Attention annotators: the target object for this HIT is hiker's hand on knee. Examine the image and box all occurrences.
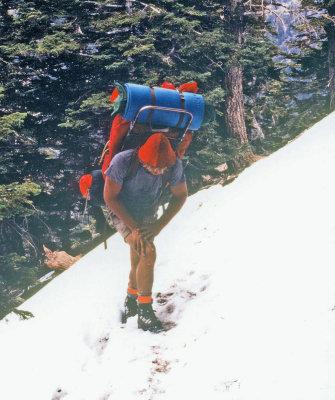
[138,222,161,241]
[128,229,153,257]
[130,229,143,255]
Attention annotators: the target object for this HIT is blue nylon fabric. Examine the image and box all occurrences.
[122,83,205,130]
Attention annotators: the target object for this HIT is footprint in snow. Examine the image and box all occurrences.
[138,346,172,398]
[51,388,68,400]
[95,335,109,356]
[155,283,208,328]
[214,379,241,392]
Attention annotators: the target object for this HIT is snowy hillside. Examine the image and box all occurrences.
[1,113,335,400]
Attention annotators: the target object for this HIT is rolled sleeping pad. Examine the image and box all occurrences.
[122,83,205,130]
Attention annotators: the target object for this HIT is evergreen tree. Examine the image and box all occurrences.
[300,0,335,110]
[0,0,332,318]
[0,181,41,319]
[266,0,335,142]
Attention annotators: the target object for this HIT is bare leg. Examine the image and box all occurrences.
[136,245,156,295]
[126,234,156,294]
[129,246,140,289]
[125,235,161,331]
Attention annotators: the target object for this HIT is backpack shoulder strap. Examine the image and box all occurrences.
[158,167,172,201]
[124,148,140,182]
[162,167,172,190]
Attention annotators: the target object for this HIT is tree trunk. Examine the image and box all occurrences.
[250,109,265,141]
[224,66,248,144]
[326,24,335,111]
[223,0,249,145]
[223,0,254,173]
[224,64,255,172]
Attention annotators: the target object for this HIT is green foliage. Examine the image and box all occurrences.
[59,93,114,130]
[0,293,22,321]
[0,86,4,102]
[12,309,35,320]
[0,253,38,289]
[197,135,250,166]
[0,113,28,140]
[0,253,38,320]
[36,32,83,56]
[0,182,41,221]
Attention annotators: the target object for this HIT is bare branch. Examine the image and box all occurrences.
[270,2,335,24]
[137,1,162,13]
[266,8,286,29]
[8,220,38,257]
[250,2,321,38]
[303,8,335,24]
[204,55,225,72]
[262,0,265,18]
[0,57,9,65]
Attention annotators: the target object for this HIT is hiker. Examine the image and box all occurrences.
[103,133,188,332]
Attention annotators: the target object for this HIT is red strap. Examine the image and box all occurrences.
[138,295,152,304]
[127,286,138,295]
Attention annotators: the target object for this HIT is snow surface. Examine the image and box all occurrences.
[1,113,335,400]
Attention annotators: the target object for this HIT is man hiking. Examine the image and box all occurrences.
[103,133,188,332]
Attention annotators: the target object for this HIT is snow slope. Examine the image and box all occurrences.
[1,113,335,400]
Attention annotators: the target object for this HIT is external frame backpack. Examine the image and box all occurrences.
[78,81,208,206]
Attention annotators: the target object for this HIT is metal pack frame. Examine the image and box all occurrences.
[122,105,194,150]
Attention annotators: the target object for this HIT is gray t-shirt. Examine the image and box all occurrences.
[105,149,186,221]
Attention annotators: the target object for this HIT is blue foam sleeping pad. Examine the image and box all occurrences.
[121,83,205,130]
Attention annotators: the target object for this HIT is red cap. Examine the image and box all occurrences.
[138,133,176,168]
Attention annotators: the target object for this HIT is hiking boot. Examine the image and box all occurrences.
[121,294,138,323]
[138,303,164,333]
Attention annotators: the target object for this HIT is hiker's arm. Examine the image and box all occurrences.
[139,182,188,240]
[103,176,139,231]
[159,182,188,229]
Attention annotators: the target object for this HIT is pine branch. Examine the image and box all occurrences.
[12,308,34,320]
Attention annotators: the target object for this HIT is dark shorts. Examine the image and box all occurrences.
[107,211,157,241]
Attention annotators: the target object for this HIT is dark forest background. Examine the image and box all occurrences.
[1,0,334,319]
